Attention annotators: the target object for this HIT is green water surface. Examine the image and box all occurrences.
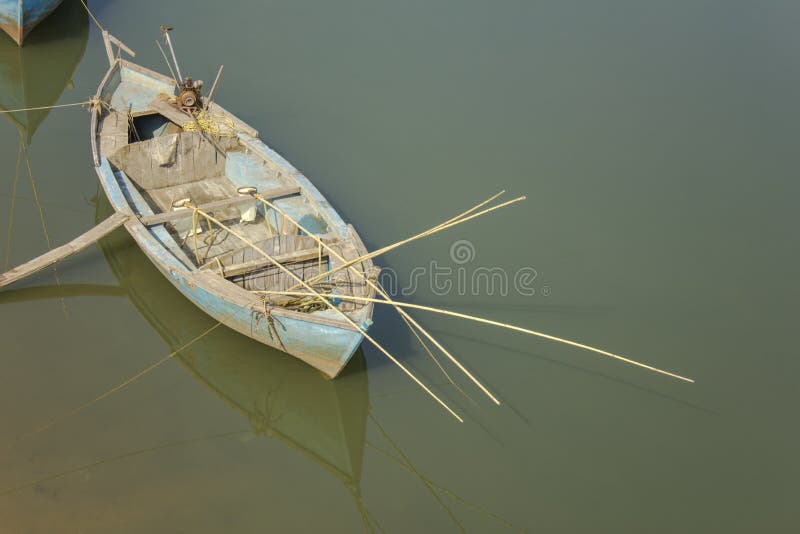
[0,1,798,532]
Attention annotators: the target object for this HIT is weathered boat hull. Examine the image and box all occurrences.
[0,0,64,45]
[97,159,369,378]
[92,57,375,378]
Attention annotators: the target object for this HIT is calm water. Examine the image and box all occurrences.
[0,1,798,532]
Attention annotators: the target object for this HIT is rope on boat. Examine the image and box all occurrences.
[79,0,105,32]
[0,100,99,114]
[182,110,238,137]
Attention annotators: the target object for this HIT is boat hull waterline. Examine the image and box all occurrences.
[91,47,376,378]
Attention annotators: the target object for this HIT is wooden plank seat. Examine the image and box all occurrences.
[200,244,335,278]
[205,234,361,296]
[202,234,334,272]
[140,185,301,226]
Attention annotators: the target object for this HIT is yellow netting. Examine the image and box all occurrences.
[183,110,238,137]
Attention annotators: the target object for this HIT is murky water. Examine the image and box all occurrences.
[0,1,798,532]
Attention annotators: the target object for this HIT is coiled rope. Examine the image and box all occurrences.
[182,110,238,137]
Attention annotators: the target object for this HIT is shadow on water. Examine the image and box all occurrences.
[93,194,372,497]
[0,0,89,144]
[0,196,525,531]
[431,327,717,416]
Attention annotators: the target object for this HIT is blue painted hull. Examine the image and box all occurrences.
[0,0,64,45]
[91,58,376,378]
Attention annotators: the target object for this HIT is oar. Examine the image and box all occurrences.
[0,213,129,290]
[260,291,695,383]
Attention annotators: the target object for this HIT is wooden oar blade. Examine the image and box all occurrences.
[0,213,129,289]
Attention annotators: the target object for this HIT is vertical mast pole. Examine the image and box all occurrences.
[160,26,184,82]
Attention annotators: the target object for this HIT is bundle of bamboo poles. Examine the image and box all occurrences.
[177,190,693,422]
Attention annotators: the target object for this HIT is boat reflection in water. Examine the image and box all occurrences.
[96,196,370,496]
[0,198,516,531]
[0,0,87,143]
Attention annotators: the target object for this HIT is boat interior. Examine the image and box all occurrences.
[96,64,375,315]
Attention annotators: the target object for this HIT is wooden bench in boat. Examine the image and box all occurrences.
[139,185,301,226]
[200,243,335,278]
[201,234,337,275]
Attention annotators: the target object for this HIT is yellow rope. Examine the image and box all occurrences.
[182,110,237,137]
[192,210,200,263]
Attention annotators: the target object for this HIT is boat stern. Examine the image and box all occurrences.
[269,310,371,379]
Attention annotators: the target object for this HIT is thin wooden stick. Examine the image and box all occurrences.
[317,240,323,276]
[260,291,695,383]
[205,65,224,110]
[433,190,505,230]
[292,195,526,291]
[161,27,183,81]
[184,203,464,422]
[156,41,179,86]
[79,0,104,32]
[255,194,500,404]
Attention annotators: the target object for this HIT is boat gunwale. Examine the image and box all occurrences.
[90,56,374,336]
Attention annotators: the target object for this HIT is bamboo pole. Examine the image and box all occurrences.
[156,41,179,86]
[259,291,695,383]
[290,195,526,291]
[254,194,500,404]
[160,27,183,81]
[205,65,225,110]
[428,190,505,232]
[182,202,464,422]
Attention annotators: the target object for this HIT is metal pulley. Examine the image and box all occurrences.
[177,77,203,112]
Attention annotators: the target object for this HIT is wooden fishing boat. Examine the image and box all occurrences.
[0,0,87,142]
[95,210,368,492]
[0,0,65,45]
[91,33,377,378]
